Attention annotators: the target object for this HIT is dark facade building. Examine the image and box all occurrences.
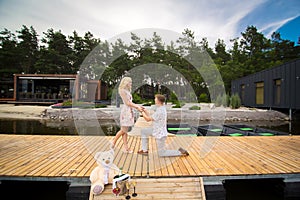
[0,74,108,103]
[231,59,300,110]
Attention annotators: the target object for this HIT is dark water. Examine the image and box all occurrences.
[0,118,299,135]
[0,119,120,136]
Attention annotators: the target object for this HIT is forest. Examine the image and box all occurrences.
[0,25,299,99]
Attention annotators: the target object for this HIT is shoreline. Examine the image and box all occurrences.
[0,104,290,123]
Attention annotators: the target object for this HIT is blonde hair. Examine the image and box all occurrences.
[119,77,132,93]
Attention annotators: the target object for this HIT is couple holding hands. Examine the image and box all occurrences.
[111,77,189,157]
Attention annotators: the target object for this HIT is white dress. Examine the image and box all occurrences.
[119,89,134,127]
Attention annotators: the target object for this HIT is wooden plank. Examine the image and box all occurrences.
[212,139,260,174]
[77,136,111,177]
[2,136,75,176]
[1,135,300,179]
[233,137,300,172]
[149,137,163,176]
[90,177,205,200]
[182,139,211,175]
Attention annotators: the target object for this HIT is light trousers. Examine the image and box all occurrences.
[141,127,182,157]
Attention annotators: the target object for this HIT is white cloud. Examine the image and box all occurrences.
[259,15,299,38]
[0,0,295,48]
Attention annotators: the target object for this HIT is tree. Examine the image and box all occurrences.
[1,25,299,101]
[0,29,20,74]
[35,29,74,74]
[270,31,298,63]
[240,26,272,73]
[214,39,230,66]
[17,25,39,74]
[69,31,100,73]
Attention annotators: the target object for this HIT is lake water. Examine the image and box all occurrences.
[0,118,299,135]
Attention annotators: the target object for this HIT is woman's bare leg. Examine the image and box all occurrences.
[121,127,131,151]
[112,129,125,148]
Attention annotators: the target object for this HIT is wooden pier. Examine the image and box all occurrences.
[1,134,300,179]
[1,121,300,199]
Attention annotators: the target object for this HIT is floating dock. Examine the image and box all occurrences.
[1,134,300,199]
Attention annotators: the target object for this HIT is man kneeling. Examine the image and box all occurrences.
[138,94,189,157]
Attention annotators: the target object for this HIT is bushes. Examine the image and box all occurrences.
[215,94,229,107]
[142,101,154,106]
[95,103,107,108]
[60,100,107,108]
[169,92,178,104]
[230,93,241,109]
[172,102,185,108]
[199,93,209,103]
[214,93,241,109]
[62,100,72,106]
[189,105,201,110]
[132,93,143,104]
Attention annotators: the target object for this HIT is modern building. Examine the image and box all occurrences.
[0,74,107,104]
[231,59,300,111]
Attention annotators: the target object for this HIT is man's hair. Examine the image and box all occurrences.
[155,94,165,103]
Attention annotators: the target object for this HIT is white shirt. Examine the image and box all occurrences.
[152,106,168,139]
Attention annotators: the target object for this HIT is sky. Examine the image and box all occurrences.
[0,0,299,47]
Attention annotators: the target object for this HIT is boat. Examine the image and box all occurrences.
[195,124,250,136]
[195,124,223,136]
[167,123,202,136]
[170,123,288,137]
[222,126,250,136]
[224,124,288,136]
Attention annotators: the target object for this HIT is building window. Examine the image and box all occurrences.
[256,82,264,105]
[274,79,281,105]
[240,84,245,104]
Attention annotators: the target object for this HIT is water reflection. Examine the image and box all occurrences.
[0,119,120,136]
[0,119,299,136]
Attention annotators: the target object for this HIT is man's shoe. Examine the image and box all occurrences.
[178,147,189,156]
[137,150,148,155]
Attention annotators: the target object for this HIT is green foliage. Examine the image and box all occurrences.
[62,100,72,106]
[95,104,107,108]
[215,95,222,107]
[142,101,154,106]
[189,105,201,110]
[61,100,107,108]
[199,93,209,103]
[172,101,185,108]
[226,94,231,107]
[214,94,229,107]
[62,100,88,107]
[1,24,300,103]
[169,92,178,104]
[172,102,182,108]
[132,93,143,104]
[230,93,241,109]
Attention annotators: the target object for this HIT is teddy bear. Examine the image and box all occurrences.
[89,149,119,195]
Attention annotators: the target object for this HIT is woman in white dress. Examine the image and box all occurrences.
[112,77,144,153]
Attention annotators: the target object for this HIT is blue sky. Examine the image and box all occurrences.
[0,0,299,46]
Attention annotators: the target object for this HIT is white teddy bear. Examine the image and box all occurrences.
[89,149,119,195]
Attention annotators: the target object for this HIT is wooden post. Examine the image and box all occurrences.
[75,75,79,101]
[13,74,17,101]
[97,80,101,100]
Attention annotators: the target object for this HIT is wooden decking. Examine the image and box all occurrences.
[0,134,299,179]
[90,177,206,200]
